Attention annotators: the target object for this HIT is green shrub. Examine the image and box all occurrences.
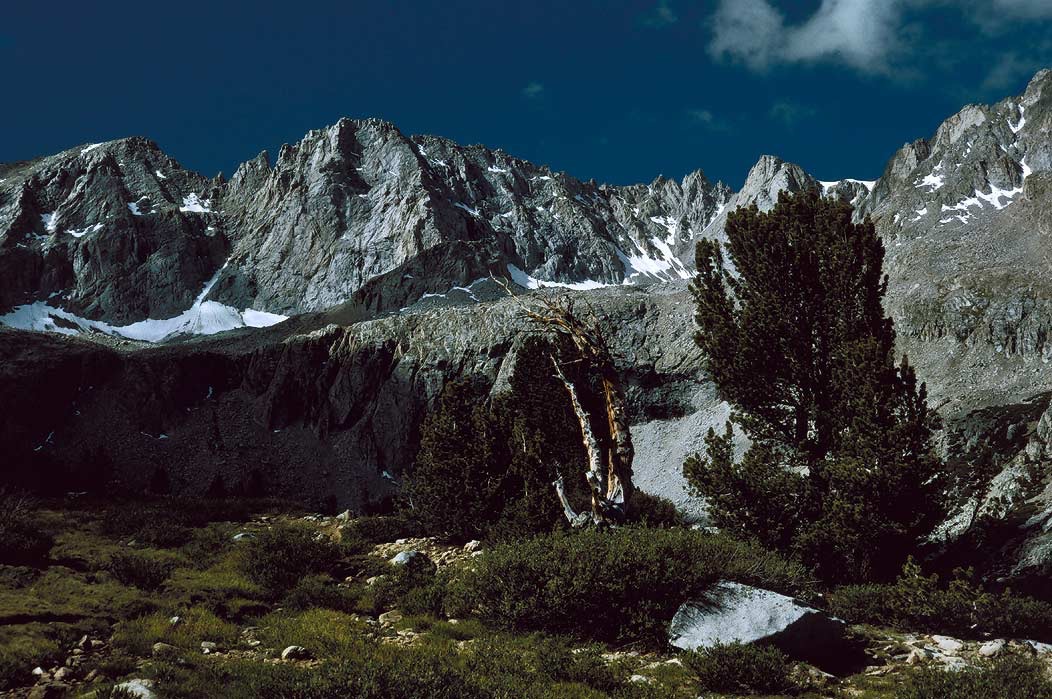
[112,607,239,656]
[283,574,359,612]
[105,550,179,590]
[828,558,1052,641]
[238,523,342,595]
[371,554,445,616]
[899,655,1052,699]
[164,563,264,617]
[92,687,141,699]
[625,492,683,528]
[405,338,596,543]
[179,523,237,569]
[0,494,53,567]
[135,521,193,548]
[683,642,792,695]
[0,628,63,690]
[340,515,420,545]
[446,527,811,645]
[258,608,370,658]
[147,630,677,699]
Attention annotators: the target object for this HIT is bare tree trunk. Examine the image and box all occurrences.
[520,294,634,526]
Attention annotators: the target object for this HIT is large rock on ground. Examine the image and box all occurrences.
[669,582,863,675]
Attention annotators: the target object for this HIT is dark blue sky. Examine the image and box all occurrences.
[3,1,1050,188]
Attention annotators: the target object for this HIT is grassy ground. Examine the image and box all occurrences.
[2,498,1050,698]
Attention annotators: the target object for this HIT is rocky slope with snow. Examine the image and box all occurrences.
[3,69,1052,585]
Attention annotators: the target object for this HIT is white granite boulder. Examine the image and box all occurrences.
[669,582,861,674]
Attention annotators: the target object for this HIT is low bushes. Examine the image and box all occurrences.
[147,631,678,699]
[282,574,360,613]
[164,564,264,618]
[112,607,239,656]
[238,523,343,596]
[445,527,811,645]
[0,493,53,567]
[105,551,179,590]
[828,558,1052,641]
[683,642,792,695]
[625,492,683,528]
[899,655,1052,699]
[258,608,371,658]
[340,515,420,545]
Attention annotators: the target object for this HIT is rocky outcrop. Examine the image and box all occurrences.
[669,582,863,675]
[0,283,710,512]
[0,138,226,323]
[1,119,733,327]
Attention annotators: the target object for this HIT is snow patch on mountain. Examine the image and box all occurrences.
[179,194,212,213]
[41,212,59,233]
[1010,104,1026,134]
[67,223,104,238]
[0,264,286,342]
[506,264,608,291]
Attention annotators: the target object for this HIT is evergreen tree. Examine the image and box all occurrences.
[403,335,593,541]
[685,188,943,582]
[404,378,508,541]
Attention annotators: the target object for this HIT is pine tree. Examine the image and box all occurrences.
[686,188,943,582]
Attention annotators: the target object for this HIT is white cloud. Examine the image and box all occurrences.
[991,0,1052,17]
[521,82,545,99]
[643,0,678,27]
[982,52,1044,90]
[769,101,817,126]
[687,108,714,124]
[685,107,730,131]
[709,0,907,74]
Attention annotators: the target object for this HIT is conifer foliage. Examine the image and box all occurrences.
[685,188,944,582]
[404,336,589,541]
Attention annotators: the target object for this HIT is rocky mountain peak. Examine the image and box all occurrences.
[736,155,815,212]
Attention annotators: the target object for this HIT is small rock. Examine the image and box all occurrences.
[53,667,73,682]
[942,656,969,672]
[32,667,44,676]
[336,510,352,522]
[463,540,482,553]
[201,641,218,654]
[629,674,653,684]
[152,642,179,658]
[113,678,158,698]
[932,635,964,654]
[1028,640,1052,655]
[470,551,483,557]
[77,635,91,651]
[84,669,99,682]
[281,645,311,661]
[979,639,1005,658]
[379,610,404,626]
[72,648,83,656]
[169,615,182,625]
[247,639,262,647]
[232,532,256,542]
[906,648,930,665]
[90,639,105,650]
[366,575,385,586]
[28,683,71,699]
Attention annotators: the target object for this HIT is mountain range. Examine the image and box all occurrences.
[2,69,1052,588]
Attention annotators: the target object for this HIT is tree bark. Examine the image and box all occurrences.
[521,294,634,526]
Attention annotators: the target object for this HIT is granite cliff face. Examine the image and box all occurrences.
[1,118,733,329]
[3,70,1052,583]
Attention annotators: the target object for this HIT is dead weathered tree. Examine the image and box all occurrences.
[521,293,635,527]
